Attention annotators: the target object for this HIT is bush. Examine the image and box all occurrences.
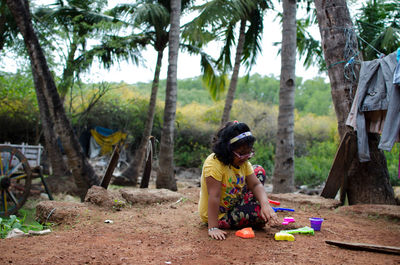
[174,106,216,168]
[251,141,275,177]
[294,140,337,187]
[384,144,400,186]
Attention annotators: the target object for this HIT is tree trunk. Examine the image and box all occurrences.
[272,0,296,193]
[156,0,180,191]
[314,0,395,204]
[220,19,246,125]
[35,85,69,177]
[59,34,78,102]
[7,0,99,201]
[122,50,163,185]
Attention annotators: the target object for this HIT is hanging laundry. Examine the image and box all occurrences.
[379,49,400,152]
[89,127,127,157]
[346,50,399,162]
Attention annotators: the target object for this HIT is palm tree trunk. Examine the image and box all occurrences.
[35,86,69,177]
[122,50,164,185]
[59,34,78,102]
[7,0,99,201]
[156,0,180,191]
[220,19,246,125]
[314,0,395,204]
[272,0,296,193]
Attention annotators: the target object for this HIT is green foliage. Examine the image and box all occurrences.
[251,140,275,177]
[0,214,45,239]
[174,135,211,168]
[294,113,337,156]
[72,83,164,151]
[236,73,280,105]
[294,140,337,187]
[175,103,218,167]
[295,77,332,116]
[355,0,400,60]
[1,70,398,189]
[384,144,400,186]
[0,71,40,144]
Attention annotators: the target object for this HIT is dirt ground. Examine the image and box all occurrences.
[1,177,400,265]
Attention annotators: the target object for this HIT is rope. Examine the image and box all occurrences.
[357,34,385,57]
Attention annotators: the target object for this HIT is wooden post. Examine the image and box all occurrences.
[100,141,122,189]
[321,131,357,202]
[140,136,155,188]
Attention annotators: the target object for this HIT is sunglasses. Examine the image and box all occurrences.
[233,150,255,160]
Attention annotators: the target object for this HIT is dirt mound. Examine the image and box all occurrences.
[84,185,126,209]
[36,186,184,225]
[120,187,183,204]
[338,204,400,220]
[269,193,342,209]
[36,201,87,224]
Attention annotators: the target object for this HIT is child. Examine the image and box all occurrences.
[198,121,278,240]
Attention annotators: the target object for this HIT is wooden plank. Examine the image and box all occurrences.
[140,136,155,189]
[101,143,122,189]
[321,131,357,199]
[326,240,400,255]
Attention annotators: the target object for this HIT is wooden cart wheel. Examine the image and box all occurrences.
[0,145,32,217]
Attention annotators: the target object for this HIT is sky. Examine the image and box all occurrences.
[86,20,324,84]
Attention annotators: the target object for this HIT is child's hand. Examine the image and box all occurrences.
[261,205,279,225]
[208,228,227,240]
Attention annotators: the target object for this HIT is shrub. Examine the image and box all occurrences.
[294,140,337,187]
[384,144,400,186]
[251,141,275,177]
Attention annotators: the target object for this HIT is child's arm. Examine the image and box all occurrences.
[206,176,227,240]
[246,173,279,225]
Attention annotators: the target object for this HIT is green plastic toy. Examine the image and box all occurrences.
[280,226,315,235]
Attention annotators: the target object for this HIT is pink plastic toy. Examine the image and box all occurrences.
[284,217,295,223]
[282,217,295,225]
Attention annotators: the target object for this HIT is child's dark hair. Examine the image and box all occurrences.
[212,121,255,165]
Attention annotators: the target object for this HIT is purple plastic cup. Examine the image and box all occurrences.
[309,217,324,231]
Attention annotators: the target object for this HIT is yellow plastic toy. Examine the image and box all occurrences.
[274,232,295,241]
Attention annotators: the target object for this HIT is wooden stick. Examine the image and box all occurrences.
[325,240,400,255]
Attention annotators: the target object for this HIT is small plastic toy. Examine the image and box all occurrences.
[281,217,295,225]
[272,207,295,212]
[268,199,281,206]
[280,226,314,235]
[309,218,324,231]
[235,227,255,239]
[274,232,295,241]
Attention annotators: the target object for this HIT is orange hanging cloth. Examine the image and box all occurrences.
[235,227,255,239]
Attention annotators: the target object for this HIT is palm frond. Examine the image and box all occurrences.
[75,34,150,71]
[242,8,264,72]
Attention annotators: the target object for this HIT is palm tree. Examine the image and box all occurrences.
[156,0,181,191]
[355,0,400,60]
[0,1,70,178]
[272,0,296,193]
[34,0,145,100]
[6,0,99,201]
[314,0,396,204]
[111,0,193,186]
[289,0,400,72]
[220,0,272,125]
[33,0,148,178]
[0,0,19,51]
[183,0,272,125]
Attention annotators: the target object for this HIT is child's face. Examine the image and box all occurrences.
[232,145,254,166]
